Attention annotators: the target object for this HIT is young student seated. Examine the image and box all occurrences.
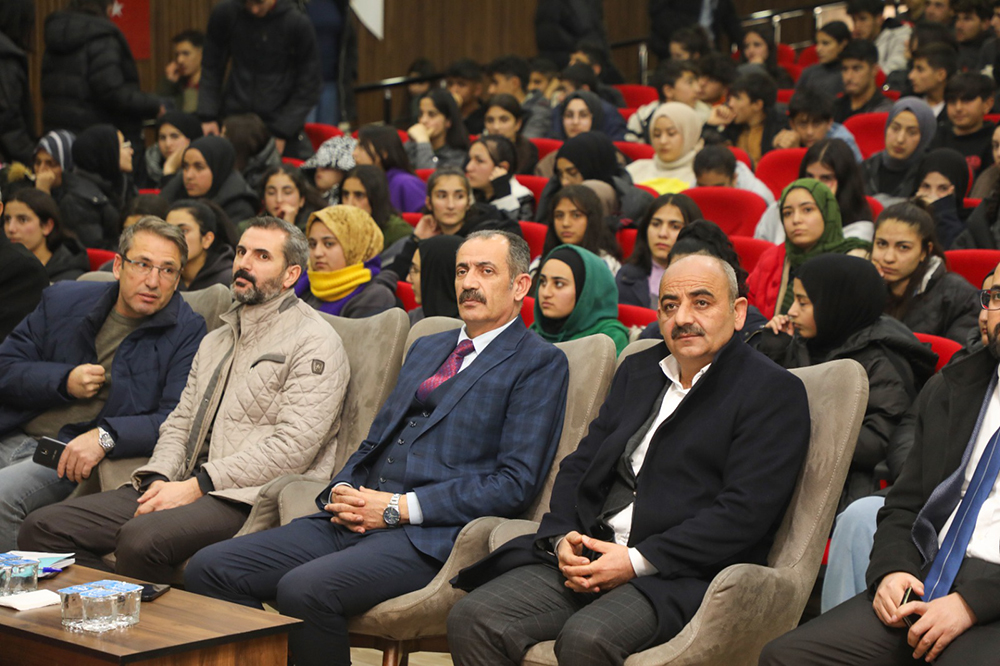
[567,42,626,107]
[971,123,1000,198]
[444,58,486,135]
[551,65,627,140]
[626,103,705,193]
[669,25,713,61]
[483,94,539,175]
[908,42,959,118]
[834,40,895,123]
[535,183,623,277]
[626,60,711,144]
[696,52,737,107]
[693,143,775,204]
[862,97,938,201]
[736,24,794,89]
[915,147,972,247]
[465,135,535,221]
[705,72,789,164]
[300,135,357,206]
[406,89,470,170]
[848,0,912,76]
[954,0,992,71]
[487,55,551,139]
[930,71,996,178]
[796,21,852,97]
[528,57,560,105]
[773,90,864,161]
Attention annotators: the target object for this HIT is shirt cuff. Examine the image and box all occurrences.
[194,469,215,494]
[628,547,658,577]
[138,473,169,491]
[406,492,423,525]
[328,481,352,505]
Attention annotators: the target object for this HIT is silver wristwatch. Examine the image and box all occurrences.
[383,493,401,527]
[97,427,115,454]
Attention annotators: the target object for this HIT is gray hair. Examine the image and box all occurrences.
[119,216,189,269]
[460,230,531,285]
[241,216,309,270]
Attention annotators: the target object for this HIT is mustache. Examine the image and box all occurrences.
[671,323,705,339]
[233,269,257,287]
[459,289,486,305]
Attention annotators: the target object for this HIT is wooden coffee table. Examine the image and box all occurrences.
[0,566,300,665]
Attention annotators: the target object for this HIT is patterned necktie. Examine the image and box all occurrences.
[416,340,475,403]
[923,425,1000,601]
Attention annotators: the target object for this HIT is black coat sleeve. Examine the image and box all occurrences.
[196,5,233,123]
[0,59,35,165]
[87,35,161,121]
[269,15,322,139]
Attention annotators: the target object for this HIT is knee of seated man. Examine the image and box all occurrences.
[16,505,57,549]
[757,630,801,666]
[115,517,169,565]
[554,612,628,662]
[275,566,340,618]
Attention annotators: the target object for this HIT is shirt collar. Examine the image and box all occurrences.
[458,316,518,356]
[660,354,711,391]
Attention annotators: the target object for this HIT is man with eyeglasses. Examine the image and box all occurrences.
[0,217,206,550]
[19,216,350,585]
[762,265,1000,664]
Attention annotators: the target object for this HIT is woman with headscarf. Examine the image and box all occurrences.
[861,97,937,201]
[530,244,630,354]
[750,254,936,511]
[32,130,74,202]
[535,132,653,225]
[58,124,134,249]
[625,102,705,193]
[295,205,396,318]
[141,111,203,189]
[534,90,627,178]
[913,147,969,248]
[406,234,463,325]
[748,178,871,319]
[160,136,259,227]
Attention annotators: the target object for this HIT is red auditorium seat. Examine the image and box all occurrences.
[282,157,305,167]
[986,114,1000,125]
[964,198,982,212]
[515,175,549,207]
[304,123,343,151]
[396,281,418,311]
[618,303,658,328]
[945,249,1000,287]
[613,84,659,107]
[521,296,535,326]
[635,184,659,198]
[776,43,796,65]
[614,141,654,162]
[617,228,638,260]
[883,90,900,101]
[138,188,160,196]
[352,128,409,143]
[415,169,434,183]
[914,333,962,372]
[866,196,883,220]
[875,68,887,89]
[781,63,802,83]
[777,89,795,104]
[518,220,548,260]
[730,236,775,272]
[618,107,637,122]
[529,138,563,161]
[797,45,818,67]
[401,212,422,226]
[684,187,769,237]
[729,146,753,170]
[755,148,808,200]
[86,248,116,272]
[842,112,888,159]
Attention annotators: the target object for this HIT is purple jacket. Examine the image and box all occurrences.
[386,167,427,213]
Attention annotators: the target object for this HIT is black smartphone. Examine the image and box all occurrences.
[32,437,66,470]
[900,587,915,627]
[141,583,170,601]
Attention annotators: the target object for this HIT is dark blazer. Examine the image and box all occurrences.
[868,347,1000,624]
[456,335,810,647]
[316,319,570,563]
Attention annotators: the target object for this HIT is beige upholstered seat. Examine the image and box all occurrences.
[516,357,868,666]
[272,318,620,666]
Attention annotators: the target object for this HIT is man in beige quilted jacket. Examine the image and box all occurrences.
[19,216,351,583]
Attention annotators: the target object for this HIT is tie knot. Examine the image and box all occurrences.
[455,340,475,358]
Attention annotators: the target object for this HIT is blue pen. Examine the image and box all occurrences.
[42,567,62,574]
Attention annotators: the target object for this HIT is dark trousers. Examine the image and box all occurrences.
[184,516,441,666]
[447,563,659,666]
[18,486,250,583]
[760,592,1000,665]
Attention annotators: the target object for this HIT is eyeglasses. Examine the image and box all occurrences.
[980,289,1000,310]
[121,256,180,283]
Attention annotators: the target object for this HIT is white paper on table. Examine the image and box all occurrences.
[0,589,61,610]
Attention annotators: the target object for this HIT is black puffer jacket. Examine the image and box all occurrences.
[160,172,259,228]
[861,151,924,199]
[751,316,937,512]
[648,0,742,60]
[58,170,124,250]
[197,0,321,140]
[535,0,609,70]
[45,238,91,282]
[0,32,34,165]
[41,11,161,140]
[895,259,980,344]
[182,245,236,292]
[953,196,1000,249]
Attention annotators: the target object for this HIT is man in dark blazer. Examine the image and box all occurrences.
[185,230,570,666]
[448,254,811,666]
[761,269,1000,664]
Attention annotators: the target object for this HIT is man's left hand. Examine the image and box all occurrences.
[325,486,407,533]
[57,429,105,483]
[560,534,636,593]
[134,478,203,516]
[901,592,977,662]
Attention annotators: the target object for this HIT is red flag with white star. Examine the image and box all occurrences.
[109,0,151,60]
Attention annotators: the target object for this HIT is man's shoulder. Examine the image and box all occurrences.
[41,280,111,310]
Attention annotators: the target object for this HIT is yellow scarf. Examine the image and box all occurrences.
[308,263,373,302]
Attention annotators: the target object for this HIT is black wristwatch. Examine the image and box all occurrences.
[383,493,401,527]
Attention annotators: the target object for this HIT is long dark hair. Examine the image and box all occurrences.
[222,113,271,174]
[342,164,398,230]
[799,138,873,226]
[169,198,238,250]
[542,185,621,260]
[875,200,946,320]
[740,24,786,85]
[628,193,703,273]
[259,164,328,216]
[7,187,70,252]
[356,125,415,175]
[471,134,519,174]
[420,89,470,152]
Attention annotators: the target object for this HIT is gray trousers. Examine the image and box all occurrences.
[448,563,659,666]
[18,485,250,583]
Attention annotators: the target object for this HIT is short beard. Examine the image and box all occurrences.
[232,270,285,306]
[988,322,1000,360]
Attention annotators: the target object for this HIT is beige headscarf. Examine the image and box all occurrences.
[581,179,619,217]
[306,205,384,268]
[649,102,705,168]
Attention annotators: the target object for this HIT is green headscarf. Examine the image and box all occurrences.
[529,245,630,355]
[778,178,871,314]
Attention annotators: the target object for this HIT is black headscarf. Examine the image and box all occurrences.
[554,132,618,189]
[535,245,587,335]
[557,91,606,140]
[915,148,969,199]
[72,124,120,183]
[796,254,887,358]
[157,112,204,141]
[418,235,464,319]
[184,136,237,199]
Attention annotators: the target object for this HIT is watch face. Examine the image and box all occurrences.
[383,506,401,526]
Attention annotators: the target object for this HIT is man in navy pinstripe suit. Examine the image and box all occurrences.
[185,230,570,666]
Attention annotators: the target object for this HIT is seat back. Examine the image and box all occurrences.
[780,62,802,83]
[180,283,233,332]
[755,148,808,200]
[777,89,794,104]
[614,141,654,162]
[519,220,548,260]
[521,296,535,327]
[396,281,418,311]
[319,308,410,472]
[731,236,777,273]
[77,271,116,283]
[404,316,464,361]
[401,212,422,226]
[866,196,883,220]
[613,84,659,107]
[945,249,1000,287]
[528,138,563,161]
[843,112,888,159]
[776,42,796,65]
[914,332,961,372]
[684,187,769,237]
[618,107,637,122]
[416,168,434,183]
[282,157,305,167]
[797,44,818,66]
[515,175,550,207]
[617,227,638,259]
[86,248,116,272]
[304,122,343,151]
[729,146,753,170]
[618,303,657,328]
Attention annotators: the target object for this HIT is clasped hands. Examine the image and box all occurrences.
[325,485,407,533]
[557,531,636,594]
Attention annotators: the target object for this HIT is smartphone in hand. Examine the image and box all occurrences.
[32,437,66,470]
[900,587,916,628]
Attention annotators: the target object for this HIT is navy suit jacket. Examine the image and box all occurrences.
[316,318,569,563]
